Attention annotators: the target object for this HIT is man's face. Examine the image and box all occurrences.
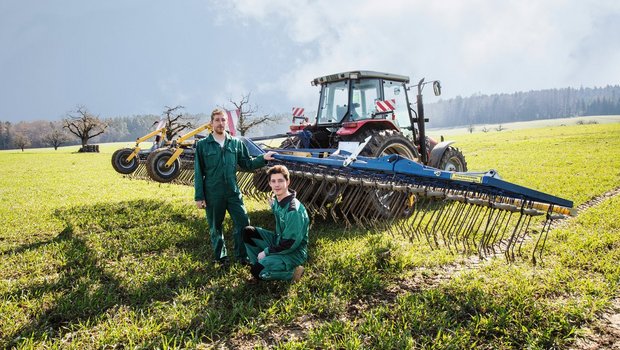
[269,173,289,198]
[211,113,227,135]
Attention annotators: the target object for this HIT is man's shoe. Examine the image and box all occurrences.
[292,265,304,283]
[247,276,259,285]
[214,257,230,268]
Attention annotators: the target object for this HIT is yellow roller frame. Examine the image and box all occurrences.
[164,123,213,167]
[126,127,167,161]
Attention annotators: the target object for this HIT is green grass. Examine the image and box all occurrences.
[1,123,619,349]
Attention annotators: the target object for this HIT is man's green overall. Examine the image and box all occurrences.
[194,133,265,262]
[243,191,309,280]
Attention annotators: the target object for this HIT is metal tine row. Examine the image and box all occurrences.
[128,160,560,263]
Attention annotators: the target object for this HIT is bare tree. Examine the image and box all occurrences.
[495,124,505,131]
[467,124,475,133]
[13,133,31,151]
[481,126,490,133]
[161,105,197,140]
[228,93,284,136]
[63,105,108,147]
[43,122,70,150]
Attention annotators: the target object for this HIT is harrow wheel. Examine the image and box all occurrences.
[111,148,139,174]
[438,147,468,172]
[146,149,181,183]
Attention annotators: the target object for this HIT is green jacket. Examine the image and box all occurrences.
[263,191,309,259]
[194,133,265,201]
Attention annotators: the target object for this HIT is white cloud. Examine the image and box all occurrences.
[218,0,620,110]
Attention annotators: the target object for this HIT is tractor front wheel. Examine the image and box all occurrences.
[438,147,467,172]
[146,149,181,183]
[111,148,139,174]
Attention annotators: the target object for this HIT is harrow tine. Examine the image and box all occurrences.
[532,207,563,264]
[454,197,481,254]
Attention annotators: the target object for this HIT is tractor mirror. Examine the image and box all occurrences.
[433,81,442,96]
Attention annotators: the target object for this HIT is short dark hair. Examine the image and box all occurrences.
[210,108,225,121]
[267,164,290,181]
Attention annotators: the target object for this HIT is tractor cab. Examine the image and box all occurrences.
[312,71,412,134]
[280,70,463,172]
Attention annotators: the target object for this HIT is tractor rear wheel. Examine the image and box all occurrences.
[111,148,139,174]
[146,149,181,183]
[344,129,419,218]
[355,129,419,160]
[438,147,467,172]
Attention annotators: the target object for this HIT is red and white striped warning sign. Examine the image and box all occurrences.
[375,99,396,112]
[292,107,305,117]
[225,109,239,136]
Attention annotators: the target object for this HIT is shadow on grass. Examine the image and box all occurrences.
[2,199,289,348]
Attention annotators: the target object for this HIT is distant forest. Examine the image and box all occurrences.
[1,85,620,150]
[425,85,620,127]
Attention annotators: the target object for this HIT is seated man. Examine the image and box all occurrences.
[243,165,309,283]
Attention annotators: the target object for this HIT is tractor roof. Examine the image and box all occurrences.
[311,71,410,85]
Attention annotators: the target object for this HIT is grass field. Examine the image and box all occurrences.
[1,123,619,349]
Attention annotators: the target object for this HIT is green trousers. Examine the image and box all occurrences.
[243,226,304,281]
[204,192,249,261]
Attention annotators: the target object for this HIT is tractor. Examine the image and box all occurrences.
[279,70,467,172]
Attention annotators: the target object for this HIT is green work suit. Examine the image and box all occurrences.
[194,133,266,261]
[244,191,309,280]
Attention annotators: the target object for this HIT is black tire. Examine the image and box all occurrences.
[343,129,419,218]
[354,129,419,160]
[146,149,181,183]
[438,147,467,172]
[111,148,139,174]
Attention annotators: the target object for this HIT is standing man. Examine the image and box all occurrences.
[194,108,275,265]
[243,165,309,283]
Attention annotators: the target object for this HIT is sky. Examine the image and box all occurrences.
[1,0,619,123]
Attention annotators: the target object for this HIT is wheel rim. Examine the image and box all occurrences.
[381,143,416,159]
[443,157,464,172]
[119,156,135,170]
[156,156,177,176]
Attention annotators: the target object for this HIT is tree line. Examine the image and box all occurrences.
[2,86,619,150]
[425,85,620,128]
[0,94,285,151]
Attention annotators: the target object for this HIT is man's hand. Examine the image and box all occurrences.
[195,200,206,209]
[257,251,266,261]
[263,151,277,161]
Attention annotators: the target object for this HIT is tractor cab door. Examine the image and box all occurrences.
[382,80,411,134]
[317,80,349,126]
[349,79,381,121]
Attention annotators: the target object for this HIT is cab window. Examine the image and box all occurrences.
[350,79,381,121]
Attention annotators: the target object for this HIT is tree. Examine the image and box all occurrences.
[43,122,70,150]
[1,121,12,149]
[63,106,108,147]
[13,133,30,151]
[228,93,284,136]
[161,105,197,140]
[495,124,505,132]
[467,124,475,133]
